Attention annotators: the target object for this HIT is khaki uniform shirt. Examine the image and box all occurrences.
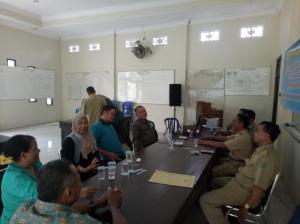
[81,94,107,126]
[235,144,277,192]
[224,130,253,161]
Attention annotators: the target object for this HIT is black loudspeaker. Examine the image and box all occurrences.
[169,84,181,106]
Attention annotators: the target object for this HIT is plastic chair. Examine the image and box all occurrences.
[224,173,281,224]
[75,107,80,113]
[122,101,134,117]
[164,117,182,135]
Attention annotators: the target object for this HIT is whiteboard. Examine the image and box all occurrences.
[0,65,55,100]
[225,67,271,95]
[65,71,113,99]
[187,69,224,89]
[117,70,174,104]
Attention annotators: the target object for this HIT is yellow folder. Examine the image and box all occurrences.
[149,170,195,188]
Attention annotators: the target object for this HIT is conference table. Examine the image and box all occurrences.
[84,139,216,224]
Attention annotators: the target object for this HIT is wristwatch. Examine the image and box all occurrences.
[244,203,250,210]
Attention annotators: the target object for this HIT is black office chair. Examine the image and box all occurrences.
[163,117,182,135]
[224,173,281,224]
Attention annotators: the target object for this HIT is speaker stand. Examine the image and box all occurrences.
[173,106,176,118]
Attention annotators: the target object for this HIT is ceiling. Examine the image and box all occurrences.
[0,0,284,40]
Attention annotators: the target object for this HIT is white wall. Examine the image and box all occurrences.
[61,15,281,132]
[61,34,115,120]
[61,26,187,132]
[277,0,300,195]
[0,25,61,131]
[188,14,280,126]
[116,26,187,132]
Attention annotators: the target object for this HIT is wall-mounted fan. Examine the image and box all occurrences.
[131,40,152,59]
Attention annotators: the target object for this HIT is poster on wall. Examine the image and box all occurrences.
[225,67,271,96]
[281,39,300,114]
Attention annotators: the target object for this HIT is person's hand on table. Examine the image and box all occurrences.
[88,157,99,171]
[80,186,97,199]
[108,187,123,209]
[107,152,121,161]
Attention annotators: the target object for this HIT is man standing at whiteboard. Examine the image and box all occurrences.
[81,86,107,126]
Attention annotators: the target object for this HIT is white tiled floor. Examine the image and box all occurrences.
[0,122,61,164]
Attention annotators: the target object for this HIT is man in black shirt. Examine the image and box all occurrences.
[132,106,158,150]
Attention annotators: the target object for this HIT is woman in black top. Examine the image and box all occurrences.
[61,113,100,181]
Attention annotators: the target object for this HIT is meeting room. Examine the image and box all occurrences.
[0,0,300,223]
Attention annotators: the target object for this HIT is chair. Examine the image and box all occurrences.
[122,101,134,117]
[164,117,182,135]
[75,107,80,113]
[224,173,281,224]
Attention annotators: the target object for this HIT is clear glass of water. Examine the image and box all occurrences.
[168,139,174,150]
[193,138,198,148]
[126,151,133,161]
[121,161,129,176]
[107,161,116,166]
[107,165,116,180]
[127,159,133,173]
[97,166,106,180]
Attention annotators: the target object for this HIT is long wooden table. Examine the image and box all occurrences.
[84,141,215,224]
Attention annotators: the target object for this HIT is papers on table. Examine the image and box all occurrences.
[149,170,195,188]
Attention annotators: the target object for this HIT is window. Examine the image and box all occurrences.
[27,66,36,70]
[7,58,16,67]
[153,36,168,46]
[241,26,263,38]
[89,43,101,51]
[46,98,53,106]
[69,45,80,53]
[125,40,137,48]
[200,31,220,42]
[29,98,37,102]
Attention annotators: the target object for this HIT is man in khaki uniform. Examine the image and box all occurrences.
[81,86,107,126]
[200,121,281,224]
[199,114,253,181]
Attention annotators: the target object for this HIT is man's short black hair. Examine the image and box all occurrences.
[37,159,77,203]
[259,121,281,142]
[86,86,96,94]
[237,113,250,128]
[243,109,256,120]
[134,105,144,113]
[3,135,35,161]
[101,105,116,115]
[239,108,248,114]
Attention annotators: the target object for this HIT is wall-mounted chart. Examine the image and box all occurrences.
[117,70,174,104]
[65,71,113,100]
[0,65,55,100]
[225,67,271,95]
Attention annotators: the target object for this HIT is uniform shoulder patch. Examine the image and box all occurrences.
[259,161,268,168]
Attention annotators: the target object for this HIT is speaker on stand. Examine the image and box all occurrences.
[169,84,181,135]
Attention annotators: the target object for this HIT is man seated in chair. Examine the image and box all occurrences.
[200,121,281,224]
[92,105,126,164]
[132,105,158,151]
[199,114,253,179]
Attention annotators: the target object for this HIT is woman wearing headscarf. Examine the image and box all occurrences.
[61,113,120,181]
